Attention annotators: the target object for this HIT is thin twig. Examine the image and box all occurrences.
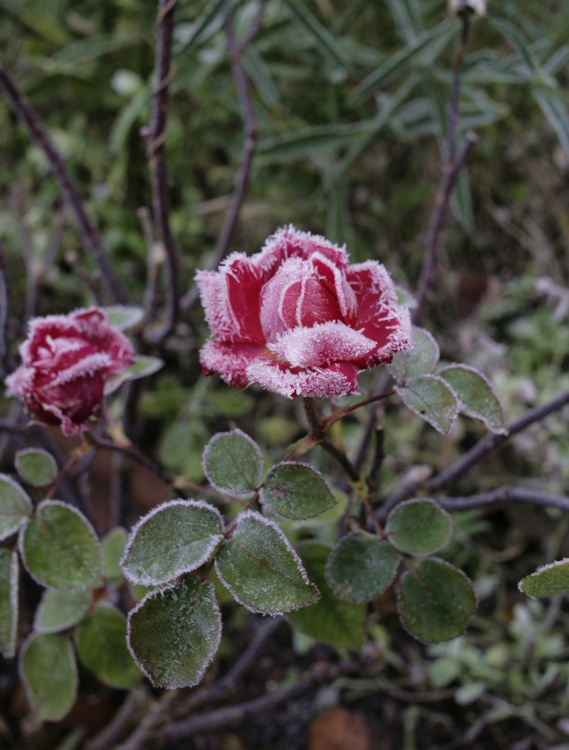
[0,59,125,303]
[142,0,180,345]
[85,688,155,750]
[0,239,9,377]
[436,487,569,514]
[302,397,360,480]
[164,657,361,742]
[180,3,263,313]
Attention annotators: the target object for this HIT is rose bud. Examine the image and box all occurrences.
[5,308,135,436]
[197,226,412,398]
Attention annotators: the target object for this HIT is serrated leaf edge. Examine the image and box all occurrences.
[121,499,224,586]
[389,326,441,386]
[0,473,33,542]
[260,461,336,520]
[386,498,452,556]
[438,363,507,434]
[395,374,459,434]
[202,429,264,498]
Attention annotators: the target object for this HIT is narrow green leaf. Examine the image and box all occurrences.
[20,633,78,721]
[325,531,399,603]
[385,0,422,42]
[288,543,366,650]
[20,500,102,591]
[388,326,440,385]
[397,558,476,643]
[104,355,164,395]
[34,589,90,634]
[102,305,144,331]
[261,462,336,520]
[0,474,32,541]
[50,32,141,68]
[350,22,454,105]
[534,90,569,159]
[215,511,320,615]
[395,375,459,434]
[519,559,569,599]
[121,500,223,586]
[174,0,230,56]
[15,449,57,488]
[489,18,537,72]
[242,46,280,108]
[0,549,18,657]
[128,578,221,689]
[451,163,474,233]
[203,429,264,497]
[438,364,506,433]
[76,604,141,690]
[282,0,354,71]
[386,499,451,555]
[258,120,378,160]
[0,0,69,44]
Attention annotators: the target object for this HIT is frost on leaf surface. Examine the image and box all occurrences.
[215,510,320,615]
[19,500,102,591]
[0,474,32,541]
[389,326,440,385]
[519,559,569,599]
[203,429,264,497]
[121,500,223,586]
[34,589,90,634]
[395,374,459,434]
[0,549,18,658]
[260,462,336,520]
[15,448,57,488]
[438,364,506,434]
[20,633,78,721]
[127,578,221,689]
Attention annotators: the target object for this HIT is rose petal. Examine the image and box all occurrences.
[246,358,360,399]
[268,321,376,369]
[311,252,358,325]
[224,254,265,344]
[200,340,265,389]
[254,225,350,275]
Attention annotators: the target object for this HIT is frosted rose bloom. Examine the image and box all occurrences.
[197,226,412,398]
[5,308,135,436]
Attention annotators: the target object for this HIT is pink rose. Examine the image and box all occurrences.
[197,226,412,398]
[5,308,135,436]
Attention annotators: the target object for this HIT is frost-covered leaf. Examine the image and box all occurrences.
[20,633,78,721]
[203,429,264,497]
[128,578,221,689]
[288,543,366,650]
[0,474,32,541]
[76,604,141,689]
[121,500,223,586]
[389,327,440,385]
[260,463,336,520]
[215,511,320,615]
[397,558,476,643]
[34,589,90,634]
[15,449,57,488]
[395,374,459,434]
[102,305,144,330]
[104,355,164,395]
[20,500,102,591]
[438,365,506,433]
[325,531,399,603]
[519,559,569,599]
[0,549,18,657]
[386,499,451,555]
[102,527,128,582]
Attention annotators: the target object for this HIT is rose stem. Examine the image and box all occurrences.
[302,397,360,481]
[180,1,266,313]
[0,60,125,304]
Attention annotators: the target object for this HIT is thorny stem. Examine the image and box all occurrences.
[180,2,264,313]
[143,0,180,345]
[0,60,125,303]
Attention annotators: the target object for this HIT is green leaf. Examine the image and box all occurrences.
[388,326,440,385]
[261,462,336,520]
[102,527,128,582]
[203,429,264,498]
[282,0,354,72]
[15,449,57,488]
[438,364,506,433]
[395,374,459,434]
[121,500,223,586]
[0,474,32,541]
[104,355,164,395]
[519,559,569,599]
[174,0,230,56]
[102,305,144,331]
[325,531,399,603]
[20,500,102,591]
[451,162,474,233]
[385,0,422,42]
[34,589,90,634]
[397,558,476,643]
[534,90,569,159]
[215,511,320,615]
[128,578,221,689]
[76,604,141,690]
[20,633,78,721]
[288,543,366,650]
[386,500,451,555]
[0,549,18,658]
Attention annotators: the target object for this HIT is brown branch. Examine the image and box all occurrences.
[0,239,9,377]
[164,657,361,743]
[180,3,263,313]
[0,59,125,303]
[436,487,569,514]
[303,398,360,480]
[142,0,181,345]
